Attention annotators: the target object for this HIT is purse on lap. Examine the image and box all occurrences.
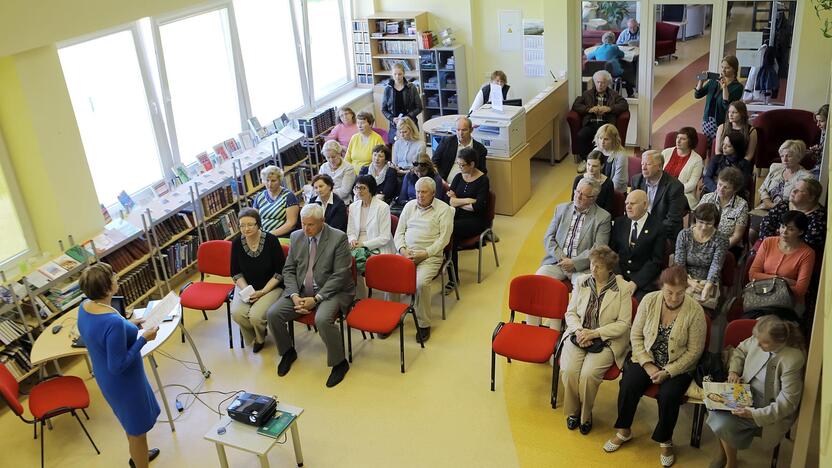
[742,277,792,312]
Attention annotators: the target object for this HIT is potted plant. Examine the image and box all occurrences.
[596,2,632,29]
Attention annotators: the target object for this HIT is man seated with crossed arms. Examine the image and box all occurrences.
[529,178,611,326]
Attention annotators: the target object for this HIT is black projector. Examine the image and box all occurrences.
[227,392,277,426]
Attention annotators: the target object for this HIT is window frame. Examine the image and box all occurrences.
[0,137,38,272]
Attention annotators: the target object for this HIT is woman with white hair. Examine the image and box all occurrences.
[586,31,625,78]
[571,69,628,172]
[756,140,813,211]
[391,117,425,175]
[319,140,356,203]
[252,165,299,238]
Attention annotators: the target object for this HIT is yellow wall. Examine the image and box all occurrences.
[790,2,832,112]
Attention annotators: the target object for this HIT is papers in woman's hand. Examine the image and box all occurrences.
[141,292,180,329]
[238,285,255,303]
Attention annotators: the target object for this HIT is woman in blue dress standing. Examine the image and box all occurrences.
[77,263,161,468]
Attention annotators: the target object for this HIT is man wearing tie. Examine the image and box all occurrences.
[629,150,686,240]
[609,190,667,300]
[268,204,355,388]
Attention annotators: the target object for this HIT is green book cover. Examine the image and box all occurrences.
[256,410,296,439]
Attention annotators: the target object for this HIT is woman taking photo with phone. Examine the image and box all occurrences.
[694,56,743,143]
[77,263,161,468]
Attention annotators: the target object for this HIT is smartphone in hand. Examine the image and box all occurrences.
[696,72,720,81]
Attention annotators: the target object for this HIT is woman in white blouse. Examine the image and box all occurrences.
[319,140,356,204]
[347,175,396,297]
[391,117,426,176]
[661,127,704,210]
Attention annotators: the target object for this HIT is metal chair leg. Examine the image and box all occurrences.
[490,350,496,391]
[225,302,234,349]
[399,322,405,373]
[180,311,186,343]
[551,358,560,408]
[347,326,353,362]
[491,231,500,267]
[73,410,100,454]
[439,266,446,320]
[202,311,208,320]
[81,408,90,420]
[40,420,45,468]
[477,241,483,283]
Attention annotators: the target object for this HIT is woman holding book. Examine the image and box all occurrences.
[230,208,286,353]
[706,315,805,468]
[77,263,161,468]
[252,165,299,238]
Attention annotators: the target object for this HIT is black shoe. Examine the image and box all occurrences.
[252,341,264,354]
[566,415,579,430]
[277,348,297,376]
[375,332,391,340]
[580,420,593,435]
[129,448,160,467]
[326,360,349,388]
[416,327,431,343]
[444,281,456,296]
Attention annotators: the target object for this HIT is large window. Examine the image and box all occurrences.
[306,0,350,99]
[59,30,164,205]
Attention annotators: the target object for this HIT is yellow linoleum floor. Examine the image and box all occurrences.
[0,160,792,467]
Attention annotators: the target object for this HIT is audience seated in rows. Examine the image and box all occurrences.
[326,106,358,150]
[756,139,813,212]
[560,245,635,435]
[630,150,686,240]
[696,167,749,256]
[703,131,752,196]
[270,204,356,388]
[573,150,614,214]
[532,179,611,307]
[571,70,629,170]
[391,117,425,176]
[609,190,666,301]
[674,204,728,312]
[593,124,628,192]
[758,178,826,255]
[393,177,454,343]
[707,316,805,468]
[230,208,286,353]
[310,174,347,233]
[394,153,448,213]
[432,116,487,182]
[604,265,707,467]
[345,111,385,173]
[447,148,490,286]
[319,140,356,204]
[661,127,704,209]
[347,175,396,298]
[252,165,300,238]
[358,144,397,204]
[715,100,757,162]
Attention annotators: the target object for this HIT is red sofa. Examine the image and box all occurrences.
[582,29,621,49]
[752,109,821,170]
[655,22,679,60]
[566,111,631,156]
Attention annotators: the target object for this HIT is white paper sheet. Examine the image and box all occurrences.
[140,291,180,329]
[490,83,504,112]
[238,285,255,303]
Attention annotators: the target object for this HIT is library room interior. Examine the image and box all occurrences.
[1,1,831,467]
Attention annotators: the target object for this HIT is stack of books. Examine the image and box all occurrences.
[44,280,84,312]
[0,318,27,345]
[297,107,337,138]
[0,341,33,379]
[102,237,151,273]
[278,143,307,168]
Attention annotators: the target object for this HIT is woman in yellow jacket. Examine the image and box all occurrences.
[345,111,385,173]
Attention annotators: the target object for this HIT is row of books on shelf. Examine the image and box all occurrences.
[283,169,309,194]
[297,107,337,138]
[373,20,417,37]
[118,263,156,306]
[247,145,307,189]
[205,211,240,241]
[0,340,33,380]
[160,235,199,278]
[153,212,195,247]
[376,40,418,55]
[356,63,372,74]
[379,58,414,72]
[201,186,235,219]
[353,42,371,54]
[0,317,27,345]
[102,237,151,273]
[356,74,374,85]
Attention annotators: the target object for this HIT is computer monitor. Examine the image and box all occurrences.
[111,295,127,317]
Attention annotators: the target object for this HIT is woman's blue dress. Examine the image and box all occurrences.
[77,302,160,436]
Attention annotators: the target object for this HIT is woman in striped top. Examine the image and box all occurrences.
[252,165,299,238]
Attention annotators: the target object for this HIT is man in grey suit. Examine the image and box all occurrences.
[629,150,687,240]
[268,204,355,388]
[531,178,611,323]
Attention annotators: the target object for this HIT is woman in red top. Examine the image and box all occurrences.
[661,127,704,209]
[748,210,815,321]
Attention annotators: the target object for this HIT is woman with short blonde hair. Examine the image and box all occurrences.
[252,165,299,237]
[757,139,812,210]
[319,139,356,203]
[593,124,628,192]
[391,116,425,174]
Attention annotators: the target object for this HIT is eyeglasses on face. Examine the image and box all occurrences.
[353,185,369,192]
[239,223,258,229]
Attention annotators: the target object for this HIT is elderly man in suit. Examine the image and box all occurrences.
[268,203,355,388]
[394,176,454,343]
[432,116,488,183]
[629,150,687,241]
[528,179,610,327]
[609,190,667,300]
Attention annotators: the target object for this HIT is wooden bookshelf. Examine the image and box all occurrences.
[127,284,159,310]
[352,19,372,87]
[419,46,468,121]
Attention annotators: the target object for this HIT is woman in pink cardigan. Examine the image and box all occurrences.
[326,107,359,149]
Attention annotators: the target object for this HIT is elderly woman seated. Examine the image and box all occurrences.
[345,111,385,173]
[310,174,347,232]
[319,140,356,204]
[571,70,628,171]
[347,175,396,298]
[252,165,300,238]
[359,144,398,203]
[707,315,805,468]
[326,106,358,149]
[756,140,813,211]
[560,246,634,435]
[392,152,448,215]
[674,204,729,313]
[661,126,704,209]
[747,211,816,321]
[604,265,707,467]
[696,167,749,258]
[758,178,826,255]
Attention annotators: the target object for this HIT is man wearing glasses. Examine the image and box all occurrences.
[431,116,488,183]
[529,178,611,326]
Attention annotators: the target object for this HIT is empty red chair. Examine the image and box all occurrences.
[0,364,99,468]
[179,240,238,348]
[491,275,569,408]
[390,214,399,236]
[724,319,756,349]
[454,191,499,283]
[655,22,680,60]
[753,109,821,170]
[345,254,423,373]
[610,190,626,218]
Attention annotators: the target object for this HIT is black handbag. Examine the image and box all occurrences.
[569,333,606,353]
[691,351,727,387]
[742,277,792,312]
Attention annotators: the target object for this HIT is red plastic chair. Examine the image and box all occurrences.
[752,109,821,170]
[345,254,423,373]
[491,275,569,408]
[601,297,639,381]
[390,214,399,236]
[454,191,499,283]
[610,190,626,219]
[0,364,99,468]
[662,131,709,159]
[642,313,713,448]
[628,155,642,181]
[179,240,237,348]
[567,110,631,157]
[724,319,755,349]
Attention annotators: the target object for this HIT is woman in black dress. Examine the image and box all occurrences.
[447,147,490,288]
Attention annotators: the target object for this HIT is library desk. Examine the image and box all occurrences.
[204,403,305,468]
[29,303,209,432]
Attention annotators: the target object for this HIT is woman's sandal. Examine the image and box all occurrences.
[659,442,675,467]
[602,432,632,452]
